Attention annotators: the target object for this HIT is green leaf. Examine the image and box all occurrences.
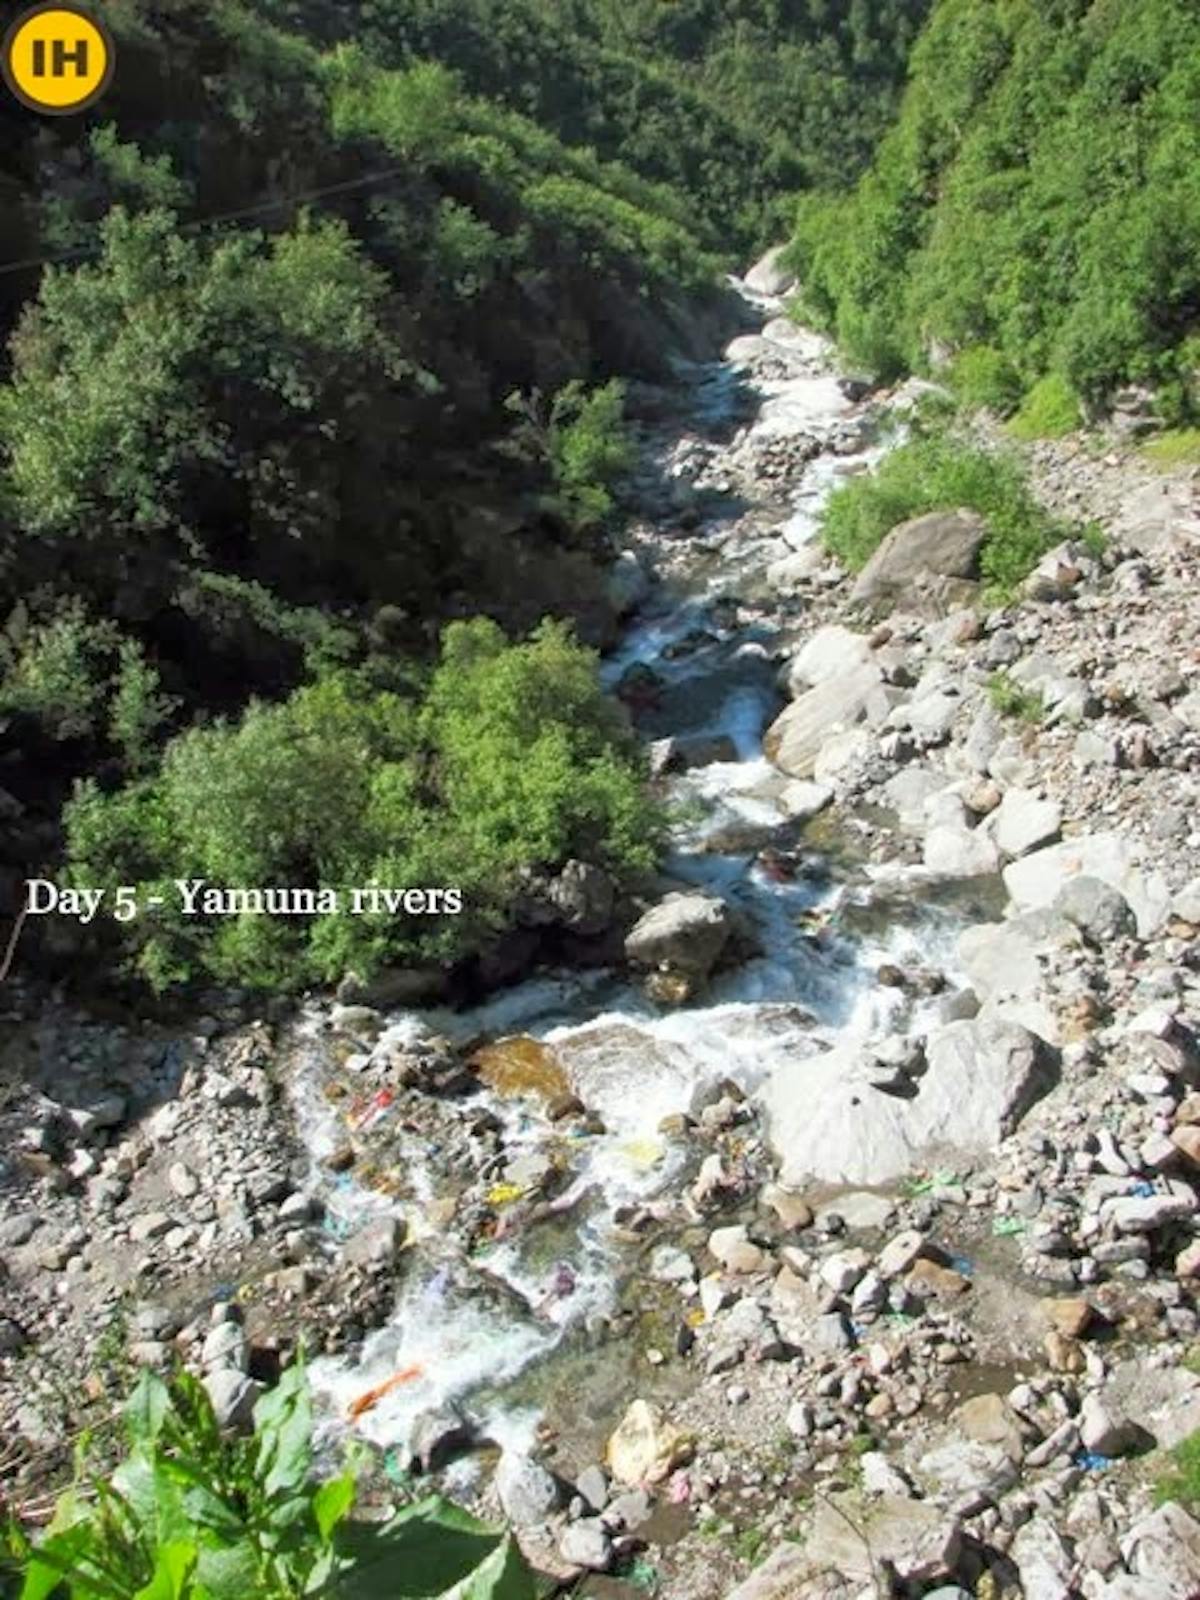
[313,1474,357,1544]
[19,1524,121,1600]
[132,1540,198,1600]
[450,1534,536,1600]
[332,1499,506,1599]
[253,1358,313,1500]
[192,1540,261,1600]
[125,1372,172,1448]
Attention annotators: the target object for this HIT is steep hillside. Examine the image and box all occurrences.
[789,0,1200,419]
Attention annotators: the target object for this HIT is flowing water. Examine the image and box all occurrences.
[289,283,960,1470]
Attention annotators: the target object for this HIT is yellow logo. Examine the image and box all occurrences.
[2,4,114,115]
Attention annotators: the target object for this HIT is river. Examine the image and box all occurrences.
[287,280,962,1482]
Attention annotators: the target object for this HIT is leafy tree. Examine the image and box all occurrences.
[65,621,660,991]
[790,0,1200,410]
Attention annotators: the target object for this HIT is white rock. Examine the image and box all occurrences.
[762,1019,1055,1186]
[1003,833,1171,938]
[987,787,1063,859]
[923,824,1001,878]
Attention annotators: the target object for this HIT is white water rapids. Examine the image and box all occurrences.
[290,284,960,1469]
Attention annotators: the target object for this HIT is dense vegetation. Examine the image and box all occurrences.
[0,0,937,993]
[789,0,1200,421]
[820,427,1072,595]
[3,1362,534,1598]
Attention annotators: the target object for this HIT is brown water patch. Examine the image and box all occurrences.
[471,1036,571,1103]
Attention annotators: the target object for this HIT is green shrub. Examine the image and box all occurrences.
[7,1361,534,1599]
[1155,1428,1200,1511]
[1009,375,1081,441]
[820,431,1065,594]
[1142,427,1200,467]
[65,619,662,991]
[988,672,1044,725]
[951,346,1022,415]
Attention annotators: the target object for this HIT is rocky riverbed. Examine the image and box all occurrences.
[3,263,1200,1600]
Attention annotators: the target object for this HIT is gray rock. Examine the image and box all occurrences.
[743,245,796,297]
[1011,1518,1076,1600]
[343,1215,406,1270]
[605,551,650,617]
[625,891,733,980]
[1079,1393,1143,1458]
[1054,875,1138,942]
[851,508,987,607]
[495,1450,561,1526]
[786,625,875,695]
[987,787,1062,859]
[805,1493,963,1586]
[204,1368,262,1430]
[576,1464,609,1513]
[1004,833,1171,938]
[1103,1191,1196,1234]
[778,780,834,822]
[558,1517,612,1572]
[0,1214,40,1249]
[763,1019,1056,1186]
[923,823,1001,878]
[548,860,615,935]
[1113,1503,1200,1599]
[765,663,883,779]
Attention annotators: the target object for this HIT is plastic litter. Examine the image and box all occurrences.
[348,1363,424,1421]
[948,1253,974,1277]
[1075,1450,1112,1472]
[992,1216,1027,1237]
[350,1087,396,1134]
[1130,1180,1156,1199]
[486,1182,526,1207]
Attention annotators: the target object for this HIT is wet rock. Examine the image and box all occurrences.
[625,891,733,983]
[410,1406,474,1474]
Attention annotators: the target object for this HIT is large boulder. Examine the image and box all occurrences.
[764,663,883,779]
[785,624,875,696]
[851,509,987,608]
[1003,833,1171,938]
[743,245,796,298]
[763,1019,1057,1186]
[624,892,732,981]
